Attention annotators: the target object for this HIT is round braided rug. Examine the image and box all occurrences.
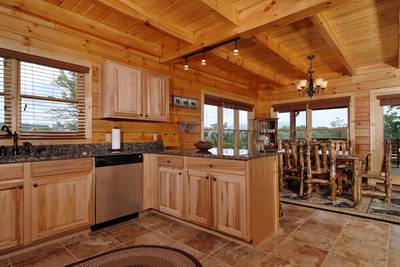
[66,245,202,267]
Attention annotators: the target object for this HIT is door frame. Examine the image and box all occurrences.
[370,86,400,175]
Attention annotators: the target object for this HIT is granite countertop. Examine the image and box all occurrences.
[154,149,277,161]
[0,142,164,164]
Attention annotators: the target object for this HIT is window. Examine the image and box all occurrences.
[295,111,306,139]
[19,62,85,136]
[312,108,348,139]
[0,48,89,139]
[277,112,290,140]
[203,95,253,155]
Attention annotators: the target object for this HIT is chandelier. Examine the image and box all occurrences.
[296,55,328,97]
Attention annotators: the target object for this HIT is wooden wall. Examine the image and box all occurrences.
[0,5,258,149]
[259,70,400,155]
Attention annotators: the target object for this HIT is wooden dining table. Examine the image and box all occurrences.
[336,154,365,205]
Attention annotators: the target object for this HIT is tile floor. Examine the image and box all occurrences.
[1,203,399,267]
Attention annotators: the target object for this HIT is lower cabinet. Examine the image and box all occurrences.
[184,169,247,239]
[0,179,24,250]
[31,172,93,241]
[212,172,246,239]
[185,170,211,226]
[159,167,183,218]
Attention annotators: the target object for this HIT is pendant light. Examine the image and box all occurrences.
[201,52,206,65]
[233,39,239,55]
[296,55,328,97]
[184,58,189,70]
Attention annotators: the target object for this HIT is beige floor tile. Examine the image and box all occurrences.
[101,221,150,244]
[60,230,120,259]
[133,213,175,230]
[183,231,230,254]
[259,254,300,267]
[157,222,200,241]
[170,242,207,261]
[200,256,232,267]
[123,231,176,247]
[9,243,75,267]
[211,241,253,266]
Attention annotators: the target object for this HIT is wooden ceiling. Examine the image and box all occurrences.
[1,0,399,89]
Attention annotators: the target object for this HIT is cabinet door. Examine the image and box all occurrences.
[0,180,24,250]
[142,72,169,121]
[103,61,142,118]
[212,173,246,239]
[159,167,183,218]
[185,169,211,226]
[31,172,93,241]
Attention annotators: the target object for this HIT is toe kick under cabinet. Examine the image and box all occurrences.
[143,154,280,245]
[0,158,94,252]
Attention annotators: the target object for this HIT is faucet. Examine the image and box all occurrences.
[1,125,19,156]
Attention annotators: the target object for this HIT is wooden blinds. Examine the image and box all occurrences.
[19,61,86,138]
[0,48,90,73]
[378,94,400,106]
[273,96,351,112]
[0,57,12,134]
[204,94,253,111]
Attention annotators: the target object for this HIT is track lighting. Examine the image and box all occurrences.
[184,58,189,70]
[233,39,239,55]
[201,52,206,65]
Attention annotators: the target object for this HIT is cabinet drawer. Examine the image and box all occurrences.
[0,163,24,181]
[158,156,184,169]
[186,157,245,175]
[31,158,93,177]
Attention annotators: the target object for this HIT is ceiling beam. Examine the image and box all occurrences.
[310,12,357,76]
[252,32,308,75]
[161,0,341,63]
[96,0,194,44]
[0,0,161,56]
[193,0,239,26]
[211,47,292,86]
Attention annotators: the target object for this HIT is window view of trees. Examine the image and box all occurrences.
[203,104,250,155]
[384,105,400,139]
[277,107,348,140]
[20,62,80,132]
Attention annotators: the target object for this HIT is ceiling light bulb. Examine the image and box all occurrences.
[321,80,328,89]
[299,80,307,88]
[315,78,323,87]
[201,53,206,65]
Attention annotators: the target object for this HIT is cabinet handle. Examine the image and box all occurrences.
[209,164,213,168]
[179,172,182,175]
[33,183,38,188]
[167,160,170,163]
[205,176,209,180]
[145,114,149,117]
[213,177,217,181]
[139,114,143,117]
[18,184,23,189]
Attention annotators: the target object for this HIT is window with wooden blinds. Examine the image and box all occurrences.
[0,57,12,136]
[19,61,86,138]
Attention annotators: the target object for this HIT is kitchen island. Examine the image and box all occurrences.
[143,150,279,245]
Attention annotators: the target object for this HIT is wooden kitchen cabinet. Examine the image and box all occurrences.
[102,60,142,119]
[102,60,169,121]
[211,172,247,239]
[159,167,183,218]
[0,179,24,250]
[31,171,93,241]
[142,72,169,121]
[185,169,211,226]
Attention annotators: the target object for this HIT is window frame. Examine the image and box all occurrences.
[0,48,90,141]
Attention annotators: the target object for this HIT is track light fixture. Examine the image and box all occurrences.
[201,52,206,65]
[184,58,189,70]
[181,37,240,69]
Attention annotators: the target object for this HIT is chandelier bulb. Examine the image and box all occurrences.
[233,40,239,55]
[201,52,206,65]
[184,58,189,70]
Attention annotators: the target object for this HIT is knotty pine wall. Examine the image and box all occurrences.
[0,6,259,149]
[258,70,400,155]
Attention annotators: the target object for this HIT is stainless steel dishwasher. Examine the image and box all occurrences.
[92,154,143,229]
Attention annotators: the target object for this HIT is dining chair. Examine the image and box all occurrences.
[305,140,339,201]
[360,140,392,203]
[279,140,306,197]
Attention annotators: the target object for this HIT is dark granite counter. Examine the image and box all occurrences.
[153,149,277,161]
[0,142,164,164]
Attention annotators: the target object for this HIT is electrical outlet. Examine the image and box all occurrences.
[106,133,111,142]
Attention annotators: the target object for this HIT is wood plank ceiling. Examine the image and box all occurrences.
[1,0,399,90]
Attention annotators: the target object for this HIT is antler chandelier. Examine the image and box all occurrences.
[296,55,328,97]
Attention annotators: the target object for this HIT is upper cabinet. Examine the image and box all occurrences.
[102,60,169,121]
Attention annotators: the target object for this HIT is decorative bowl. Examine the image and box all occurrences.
[194,141,213,151]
